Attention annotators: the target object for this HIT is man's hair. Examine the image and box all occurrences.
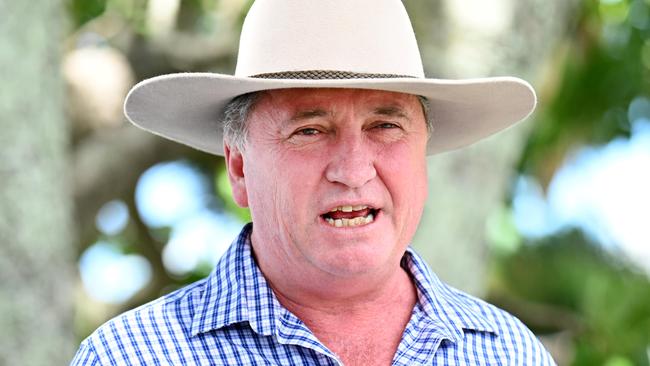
[222,92,262,151]
[222,91,433,151]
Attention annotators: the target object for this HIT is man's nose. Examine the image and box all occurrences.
[324,133,377,188]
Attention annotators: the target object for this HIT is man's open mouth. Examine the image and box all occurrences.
[321,205,379,227]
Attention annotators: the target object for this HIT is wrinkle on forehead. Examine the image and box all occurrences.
[260,88,420,108]
[254,88,421,128]
[291,109,331,121]
[372,106,410,121]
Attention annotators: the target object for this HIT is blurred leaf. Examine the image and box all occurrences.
[519,0,649,182]
[492,229,650,365]
[67,0,107,27]
[486,206,523,256]
[599,0,630,25]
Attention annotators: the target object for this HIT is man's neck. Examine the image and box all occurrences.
[250,236,418,365]
[251,239,417,316]
[276,266,417,366]
[268,264,416,317]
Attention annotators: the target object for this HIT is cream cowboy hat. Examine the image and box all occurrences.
[124,0,536,156]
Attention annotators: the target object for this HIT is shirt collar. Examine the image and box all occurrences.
[191,224,497,341]
[404,247,498,341]
[191,223,283,336]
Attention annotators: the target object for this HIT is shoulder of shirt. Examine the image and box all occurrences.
[449,284,532,334]
[78,276,210,357]
[443,282,554,361]
[74,224,255,364]
[405,248,554,363]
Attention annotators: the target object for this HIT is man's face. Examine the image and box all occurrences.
[226,88,429,278]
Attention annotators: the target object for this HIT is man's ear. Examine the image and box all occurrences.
[224,143,249,208]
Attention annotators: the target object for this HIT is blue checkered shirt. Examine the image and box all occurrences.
[71,224,555,365]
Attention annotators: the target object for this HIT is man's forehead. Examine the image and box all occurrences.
[256,88,421,115]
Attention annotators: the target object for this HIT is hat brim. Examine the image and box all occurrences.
[123,73,536,156]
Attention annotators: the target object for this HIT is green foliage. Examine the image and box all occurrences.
[485,205,523,256]
[176,0,216,32]
[236,0,256,26]
[67,0,107,27]
[507,3,650,360]
[494,230,650,365]
[520,0,650,179]
[66,0,148,33]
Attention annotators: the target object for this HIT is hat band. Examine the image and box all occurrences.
[250,70,415,80]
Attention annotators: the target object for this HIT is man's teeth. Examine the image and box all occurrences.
[324,213,374,227]
[329,205,368,212]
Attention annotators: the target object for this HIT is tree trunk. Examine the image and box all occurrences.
[0,1,75,364]
[406,0,579,295]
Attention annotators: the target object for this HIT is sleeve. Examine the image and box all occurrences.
[70,339,100,366]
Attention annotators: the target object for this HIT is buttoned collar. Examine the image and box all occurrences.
[403,247,497,343]
[190,224,497,343]
[191,223,279,336]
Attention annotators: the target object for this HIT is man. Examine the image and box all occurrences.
[72,0,555,365]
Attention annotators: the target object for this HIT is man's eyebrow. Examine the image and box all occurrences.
[286,105,410,124]
[290,109,329,121]
[373,105,410,119]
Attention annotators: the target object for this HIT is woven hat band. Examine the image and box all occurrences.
[250,70,415,80]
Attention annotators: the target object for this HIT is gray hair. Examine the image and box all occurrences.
[418,95,433,134]
[222,92,262,151]
[222,91,433,151]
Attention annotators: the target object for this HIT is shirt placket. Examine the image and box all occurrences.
[391,305,457,366]
[274,308,343,365]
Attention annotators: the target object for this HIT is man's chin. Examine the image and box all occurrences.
[308,243,396,278]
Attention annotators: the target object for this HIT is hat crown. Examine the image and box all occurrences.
[235,0,425,78]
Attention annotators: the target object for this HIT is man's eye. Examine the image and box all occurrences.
[295,128,320,136]
[375,122,400,129]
